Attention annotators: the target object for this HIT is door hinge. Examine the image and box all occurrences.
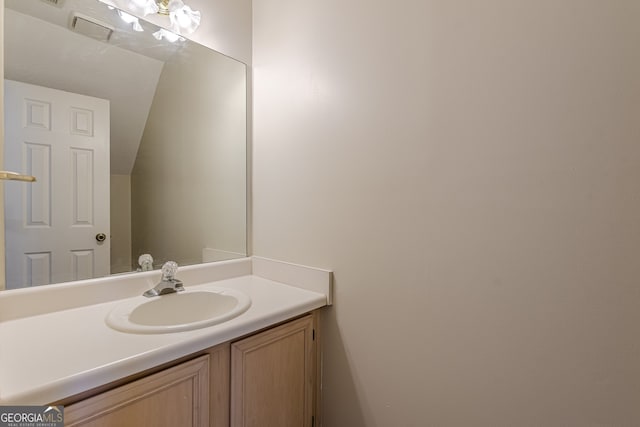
[312,329,315,341]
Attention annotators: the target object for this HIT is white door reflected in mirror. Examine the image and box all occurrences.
[4,80,110,289]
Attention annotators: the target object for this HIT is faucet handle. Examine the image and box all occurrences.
[138,254,154,271]
[161,261,178,280]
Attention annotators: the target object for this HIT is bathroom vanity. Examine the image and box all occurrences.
[0,257,332,427]
[63,312,319,426]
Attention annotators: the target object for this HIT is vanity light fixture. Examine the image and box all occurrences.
[116,0,201,35]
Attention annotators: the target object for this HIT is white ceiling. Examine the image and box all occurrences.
[4,0,185,174]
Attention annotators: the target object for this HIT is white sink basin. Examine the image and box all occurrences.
[106,287,251,334]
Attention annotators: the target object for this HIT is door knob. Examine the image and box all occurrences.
[96,233,107,243]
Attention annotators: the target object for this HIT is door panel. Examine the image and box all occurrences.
[25,251,51,286]
[71,148,94,225]
[231,315,316,427]
[25,142,51,226]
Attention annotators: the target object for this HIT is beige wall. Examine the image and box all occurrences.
[131,42,247,268]
[253,1,640,426]
[110,174,132,273]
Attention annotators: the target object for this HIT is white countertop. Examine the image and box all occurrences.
[0,257,332,405]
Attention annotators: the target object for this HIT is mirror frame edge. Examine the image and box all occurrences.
[1,0,6,291]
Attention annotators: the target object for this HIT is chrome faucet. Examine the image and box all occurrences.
[143,261,185,297]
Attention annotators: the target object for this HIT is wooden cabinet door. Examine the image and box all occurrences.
[231,315,316,427]
[65,355,210,427]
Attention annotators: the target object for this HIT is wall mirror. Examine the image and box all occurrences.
[3,0,247,290]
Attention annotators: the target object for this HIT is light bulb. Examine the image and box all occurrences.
[168,0,201,34]
[117,10,144,32]
[152,28,185,43]
[119,0,158,16]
